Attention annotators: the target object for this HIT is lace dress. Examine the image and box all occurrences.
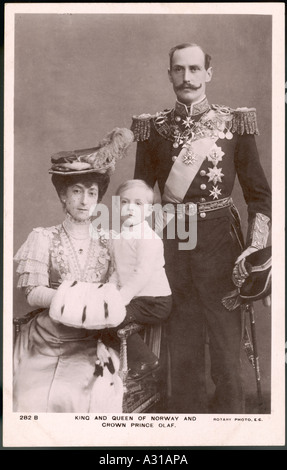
[13,217,123,413]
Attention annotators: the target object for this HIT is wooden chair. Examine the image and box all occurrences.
[117,322,168,413]
[13,310,167,413]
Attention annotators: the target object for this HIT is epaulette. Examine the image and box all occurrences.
[231,107,259,135]
[131,113,155,141]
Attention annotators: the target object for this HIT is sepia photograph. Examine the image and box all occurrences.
[2,2,285,448]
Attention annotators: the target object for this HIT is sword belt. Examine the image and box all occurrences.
[162,196,233,217]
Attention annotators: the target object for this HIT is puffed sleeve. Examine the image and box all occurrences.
[14,227,51,289]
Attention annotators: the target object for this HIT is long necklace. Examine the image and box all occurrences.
[61,225,94,281]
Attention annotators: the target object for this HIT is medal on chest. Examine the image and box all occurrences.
[160,107,234,202]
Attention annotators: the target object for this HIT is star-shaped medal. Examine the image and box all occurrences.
[207,167,224,184]
[209,185,222,200]
[207,145,224,165]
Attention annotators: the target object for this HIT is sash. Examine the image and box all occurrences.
[163,136,216,203]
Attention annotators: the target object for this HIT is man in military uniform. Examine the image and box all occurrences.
[131,43,271,413]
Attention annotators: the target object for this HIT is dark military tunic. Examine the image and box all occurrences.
[132,97,271,413]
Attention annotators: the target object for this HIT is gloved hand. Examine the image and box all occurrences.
[233,246,271,308]
[232,246,257,288]
[235,246,258,264]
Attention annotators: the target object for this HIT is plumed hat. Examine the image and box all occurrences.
[49,127,134,176]
[239,246,271,301]
[222,246,271,311]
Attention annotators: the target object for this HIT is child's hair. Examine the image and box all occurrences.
[115,179,154,204]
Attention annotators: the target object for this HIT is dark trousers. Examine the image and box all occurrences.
[104,296,172,366]
[163,214,244,414]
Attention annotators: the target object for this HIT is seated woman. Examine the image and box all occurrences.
[13,127,134,413]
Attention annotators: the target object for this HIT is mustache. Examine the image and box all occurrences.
[176,83,202,91]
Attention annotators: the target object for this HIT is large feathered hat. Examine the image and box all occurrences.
[49,127,134,175]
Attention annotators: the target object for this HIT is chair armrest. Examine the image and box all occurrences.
[117,322,144,340]
[13,308,45,336]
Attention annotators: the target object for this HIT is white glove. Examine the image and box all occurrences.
[233,247,271,308]
[235,246,258,264]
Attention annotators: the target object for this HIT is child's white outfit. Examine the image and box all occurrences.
[111,220,171,304]
[108,220,172,373]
